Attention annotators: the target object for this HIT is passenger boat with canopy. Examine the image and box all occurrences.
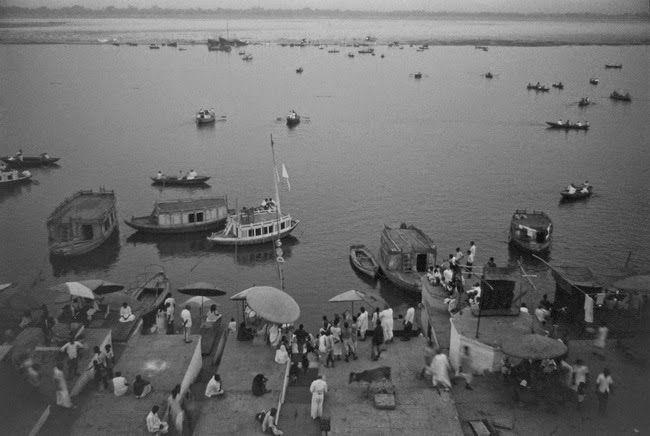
[508,210,553,253]
[206,137,299,246]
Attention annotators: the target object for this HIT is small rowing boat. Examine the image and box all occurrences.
[604,64,622,69]
[286,110,300,127]
[589,78,599,85]
[508,210,552,253]
[349,245,380,279]
[560,183,593,201]
[1,153,60,168]
[610,90,631,102]
[196,108,216,124]
[546,121,589,130]
[151,175,211,186]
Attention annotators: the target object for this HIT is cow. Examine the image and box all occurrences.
[349,367,392,397]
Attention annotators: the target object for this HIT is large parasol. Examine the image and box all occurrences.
[245,286,300,324]
[50,280,125,299]
[178,282,227,297]
[501,334,567,360]
[611,275,650,293]
[329,289,369,314]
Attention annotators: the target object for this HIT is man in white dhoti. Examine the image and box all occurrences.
[380,306,394,343]
[357,307,368,340]
[146,405,169,434]
[430,349,452,391]
[53,363,73,408]
[309,375,328,419]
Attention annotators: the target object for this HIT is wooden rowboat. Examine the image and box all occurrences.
[1,155,60,168]
[349,244,379,279]
[560,185,593,201]
[151,175,210,186]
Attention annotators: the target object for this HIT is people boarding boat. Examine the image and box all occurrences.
[561,182,593,201]
[286,110,300,127]
[207,137,299,246]
[125,197,228,234]
[47,188,118,256]
[349,245,380,279]
[1,152,60,168]
[610,90,631,102]
[508,210,552,253]
[196,109,216,124]
[376,223,436,293]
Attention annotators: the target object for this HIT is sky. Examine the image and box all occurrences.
[3,0,648,14]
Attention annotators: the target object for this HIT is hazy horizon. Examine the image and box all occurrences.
[2,0,648,15]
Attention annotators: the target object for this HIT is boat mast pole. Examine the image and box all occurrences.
[270,134,285,290]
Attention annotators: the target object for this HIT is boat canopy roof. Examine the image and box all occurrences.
[47,189,116,224]
[381,225,436,254]
[155,197,226,214]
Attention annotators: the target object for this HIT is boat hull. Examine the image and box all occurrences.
[124,216,227,234]
[508,238,552,254]
[151,176,210,186]
[0,173,32,186]
[286,117,300,127]
[207,220,299,245]
[49,224,117,257]
[349,245,379,279]
[377,256,423,292]
[546,122,589,130]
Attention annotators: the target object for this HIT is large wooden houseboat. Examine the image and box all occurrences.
[125,196,228,234]
[377,224,437,293]
[47,189,118,257]
[508,210,553,253]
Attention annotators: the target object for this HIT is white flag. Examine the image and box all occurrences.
[280,163,291,191]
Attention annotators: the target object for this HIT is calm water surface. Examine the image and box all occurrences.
[1,42,648,332]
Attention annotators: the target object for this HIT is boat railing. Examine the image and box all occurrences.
[275,359,292,426]
[238,215,289,229]
[47,188,115,222]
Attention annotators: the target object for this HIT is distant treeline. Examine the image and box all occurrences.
[1,6,648,20]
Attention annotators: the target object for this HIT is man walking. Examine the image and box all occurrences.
[309,375,328,420]
[60,336,85,379]
[402,306,415,341]
[357,307,368,340]
[371,320,384,361]
[181,305,192,343]
[595,368,614,415]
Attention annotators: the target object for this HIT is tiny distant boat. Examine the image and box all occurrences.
[167,41,177,47]
[485,72,493,79]
[475,46,488,51]
[0,169,31,186]
[377,224,437,293]
[380,54,385,58]
[365,35,377,42]
[578,97,592,107]
[414,72,423,79]
[178,47,187,51]
[196,108,216,124]
[605,64,622,69]
[296,67,303,73]
[546,121,590,130]
[1,153,60,168]
[508,210,552,253]
[47,188,118,257]
[589,78,599,85]
[126,42,138,46]
[286,110,300,127]
[552,82,564,89]
[560,183,593,201]
[125,197,229,234]
[151,174,211,186]
[358,48,374,54]
[610,90,631,102]
[242,54,253,61]
[328,49,340,53]
[349,244,380,279]
[526,83,549,92]
[348,52,355,58]
[149,44,160,49]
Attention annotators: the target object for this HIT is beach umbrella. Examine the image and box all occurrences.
[612,275,650,293]
[501,334,567,360]
[50,282,96,300]
[230,288,252,301]
[245,286,300,324]
[329,289,369,314]
[178,282,226,297]
[77,280,125,295]
[181,296,218,318]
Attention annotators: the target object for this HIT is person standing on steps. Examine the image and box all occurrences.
[181,305,192,343]
[309,375,328,420]
[371,320,384,361]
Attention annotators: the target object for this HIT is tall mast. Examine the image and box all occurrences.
[270,135,282,217]
[270,134,285,290]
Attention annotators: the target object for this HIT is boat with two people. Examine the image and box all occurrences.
[578,97,592,107]
[125,196,229,234]
[1,151,60,168]
[484,72,494,79]
[526,82,550,92]
[546,120,590,130]
[196,108,216,124]
[286,110,301,127]
[561,182,593,201]
[508,210,553,253]
[349,244,380,279]
[207,137,299,246]
[610,90,631,102]
[296,67,304,73]
[47,188,118,257]
[376,223,437,293]
[151,170,210,186]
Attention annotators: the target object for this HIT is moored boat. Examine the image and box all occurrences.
[286,110,301,126]
[377,224,436,293]
[47,188,118,257]
[151,174,210,186]
[546,120,589,130]
[196,108,216,124]
[125,196,228,234]
[610,90,631,102]
[508,210,552,253]
[1,153,60,168]
[349,244,380,279]
[0,168,31,186]
[560,183,593,201]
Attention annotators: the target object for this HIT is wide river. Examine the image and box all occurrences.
[0,18,648,333]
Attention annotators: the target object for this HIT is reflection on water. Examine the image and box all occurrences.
[48,230,121,277]
[126,231,298,266]
[0,181,34,203]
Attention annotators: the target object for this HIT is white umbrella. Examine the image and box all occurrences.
[245,286,300,324]
[181,296,217,317]
[329,289,368,314]
[51,282,97,300]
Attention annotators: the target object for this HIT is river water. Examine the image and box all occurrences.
[0,18,649,334]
